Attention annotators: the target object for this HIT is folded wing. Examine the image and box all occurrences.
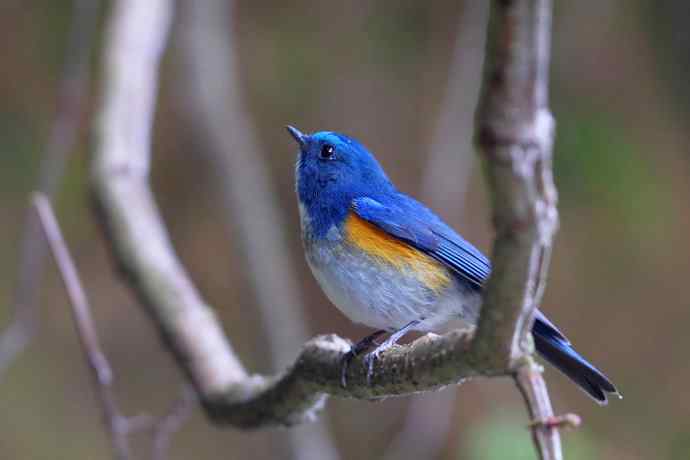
[352,196,491,289]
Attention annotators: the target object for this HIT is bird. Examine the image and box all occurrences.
[286,125,619,404]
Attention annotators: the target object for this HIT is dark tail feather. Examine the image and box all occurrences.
[532,312,620,405]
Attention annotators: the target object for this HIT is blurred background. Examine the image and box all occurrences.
[1,1,689,459]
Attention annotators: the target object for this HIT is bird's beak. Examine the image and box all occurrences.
[286,125,307,148]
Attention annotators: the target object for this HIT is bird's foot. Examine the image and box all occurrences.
[361,320,421,386]
[340,349,356,388]
[340,320,420,387]
[340,330,386,388]
[363,348,383,385]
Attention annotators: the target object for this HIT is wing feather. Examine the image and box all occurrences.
[352,196,491,289]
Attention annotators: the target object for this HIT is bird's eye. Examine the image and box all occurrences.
[319,144,335,160]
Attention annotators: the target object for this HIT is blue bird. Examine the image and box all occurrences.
[287,126,619,404]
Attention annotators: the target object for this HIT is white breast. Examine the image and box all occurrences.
[303,226,478,332]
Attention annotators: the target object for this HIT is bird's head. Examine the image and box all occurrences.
[287,126,393,233]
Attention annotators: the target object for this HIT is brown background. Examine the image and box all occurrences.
[1,1,689,459]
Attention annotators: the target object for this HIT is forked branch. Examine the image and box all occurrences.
[92,0,564,459]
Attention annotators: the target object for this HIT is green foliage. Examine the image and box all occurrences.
[554,109,674,242]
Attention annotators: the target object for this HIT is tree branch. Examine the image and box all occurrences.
[474,1,561,459]
[174,1,341,458]
[34,194,134,460]
[472,0,557,370]
[90,0,475,428]
[92,7,563,460]
[0,0,99,377]
[93,0,248,400]
[152,385,197,460]
[515,358,579,460]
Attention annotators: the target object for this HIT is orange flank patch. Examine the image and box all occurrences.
[344,212,450,292]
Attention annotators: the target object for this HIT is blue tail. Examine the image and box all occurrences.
[532,312,619,404]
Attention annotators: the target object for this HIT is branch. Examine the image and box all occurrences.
[92,4,561,458]
[515,358,579,460]
[474,1,561,459]
[152,385,197,460]
[175,1,341,458]
[93,0,247,399]
[91,0,480,428]
[0,0,99,377]
[34,194,134,460]
[472,0,557,369]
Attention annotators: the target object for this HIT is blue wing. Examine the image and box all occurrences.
[352,196,491,289]
[352,197,618,402]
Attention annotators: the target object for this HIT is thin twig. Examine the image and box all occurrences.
[0,0,100,377]
[37,189,196,459]
[152,385,197,460]
[34,194,132,460]
[514,358,580,460]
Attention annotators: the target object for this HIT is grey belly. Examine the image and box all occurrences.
[305,240,481,332]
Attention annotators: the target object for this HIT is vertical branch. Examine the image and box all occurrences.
[34,194,132,460]
[473,1,560,459]
[0,0,99,376]
[473,0,558,375]
[175,1,340,459]
[515,359,581,460]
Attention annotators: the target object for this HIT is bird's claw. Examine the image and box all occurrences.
[340,330,387,388]
[340,349,356,388]
[340,347,381,387]
[363,350,380,385]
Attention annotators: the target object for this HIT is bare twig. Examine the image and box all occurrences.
[0,0,99,377]
[474,0,560,459]
[34,194,132,460]
[152,385,197,460]
[514,358,579,460]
